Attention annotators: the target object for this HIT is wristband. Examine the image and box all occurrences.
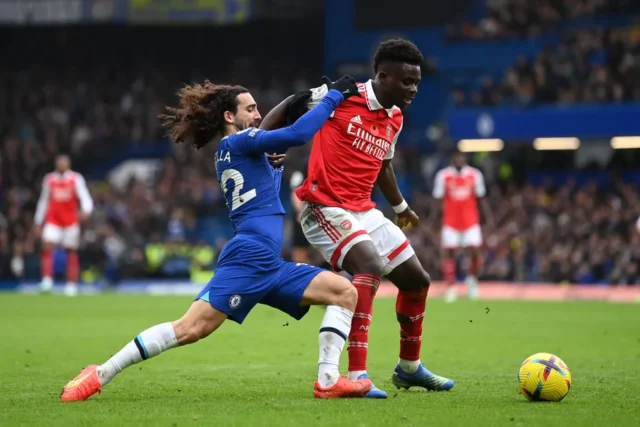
[392,200,408,214]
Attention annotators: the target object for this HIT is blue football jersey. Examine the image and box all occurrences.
[212,89,345,252]
[216,129,285,224]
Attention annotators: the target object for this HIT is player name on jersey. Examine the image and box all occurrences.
[216,150,232,163]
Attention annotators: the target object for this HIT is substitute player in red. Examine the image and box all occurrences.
[261,39,453,398]
[34,154,93,297]
[433,151,493,303]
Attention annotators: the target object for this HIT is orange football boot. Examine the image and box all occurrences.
[60,365,102,402]
[314,375,372,398]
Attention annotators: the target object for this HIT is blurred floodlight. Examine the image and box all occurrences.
[610,136,640,149]
[533,137,580,150]
[457,139,504,153]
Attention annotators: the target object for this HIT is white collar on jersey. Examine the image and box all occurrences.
[449,165,471,175]
[52,171,73,178]
[364,79,398,118]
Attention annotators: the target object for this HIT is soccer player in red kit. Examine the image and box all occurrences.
[34,154,93,296]
[433,152,493,303]
[261,39,454,398]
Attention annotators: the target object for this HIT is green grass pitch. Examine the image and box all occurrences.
[1,294,639,427]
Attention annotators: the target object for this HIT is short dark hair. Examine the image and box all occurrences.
[159,80,248,150]
[373,38,424,73]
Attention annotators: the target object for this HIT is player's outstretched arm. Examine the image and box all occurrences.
[260,74,354,132]
[260,85,322,131]
[259,95,294,131]
[256,90,344,153]
[237,75,359,155]
[259,93,307,167]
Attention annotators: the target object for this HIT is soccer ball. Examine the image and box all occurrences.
[518,352,572,402]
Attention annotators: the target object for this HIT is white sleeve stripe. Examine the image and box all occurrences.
[432,170,446,199]
[75,175,94,214]
[34,177,49,225]
[475,169,486,197]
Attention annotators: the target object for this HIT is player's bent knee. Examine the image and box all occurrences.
[362,257,384,277]
[320,277,356,311]
[301,272,356,310]
[336,283,358,311]
[420,270,431,289]
[388,256,431,292]
[406,265,431,291]
[401,270,430,292]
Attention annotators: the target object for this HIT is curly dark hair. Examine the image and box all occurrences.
[372,38,424,73]
[159,80,249,150]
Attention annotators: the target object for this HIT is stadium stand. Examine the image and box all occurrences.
[0,25,318,283]
[1,3,638,287]
[446,0,640,40]
[452,27,640,106]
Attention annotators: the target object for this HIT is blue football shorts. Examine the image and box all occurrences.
[195,236,324,324]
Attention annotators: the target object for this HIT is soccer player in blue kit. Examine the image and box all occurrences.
[60,75,373,401]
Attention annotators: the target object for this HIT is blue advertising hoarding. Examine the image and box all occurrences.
[446,104,640,141]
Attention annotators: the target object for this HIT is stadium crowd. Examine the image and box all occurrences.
[447,0,640,40]
[0,63,312,283]
[406,177,640,285]
[1,67,638,286]
[1,24,638,286]
[453,27,640,106]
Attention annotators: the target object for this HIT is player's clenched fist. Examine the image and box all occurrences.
[396,207,420,231]
[321,75,361,100]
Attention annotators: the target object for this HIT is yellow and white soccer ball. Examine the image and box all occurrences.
[518,352,572,402]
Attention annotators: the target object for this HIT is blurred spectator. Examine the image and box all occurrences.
[400,177,640,285]
[1,24,637,287]
[2,65,638,285]
[0,44,313,284]
[455,28,640,106]
[447,0,640,40]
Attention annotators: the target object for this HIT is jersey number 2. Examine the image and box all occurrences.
[221,169,257,211]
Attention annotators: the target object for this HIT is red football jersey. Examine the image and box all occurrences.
[433,165,486,230]
[296,80,403,212]
[34,171,94,227]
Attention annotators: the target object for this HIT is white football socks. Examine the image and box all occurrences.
[318,305,353,388]
[96,322,178,386]
[398,358,421,373]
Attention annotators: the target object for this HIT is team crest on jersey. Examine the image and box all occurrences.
[386,124,393,138]
[340,220,352,231]
[229,294,242,309]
